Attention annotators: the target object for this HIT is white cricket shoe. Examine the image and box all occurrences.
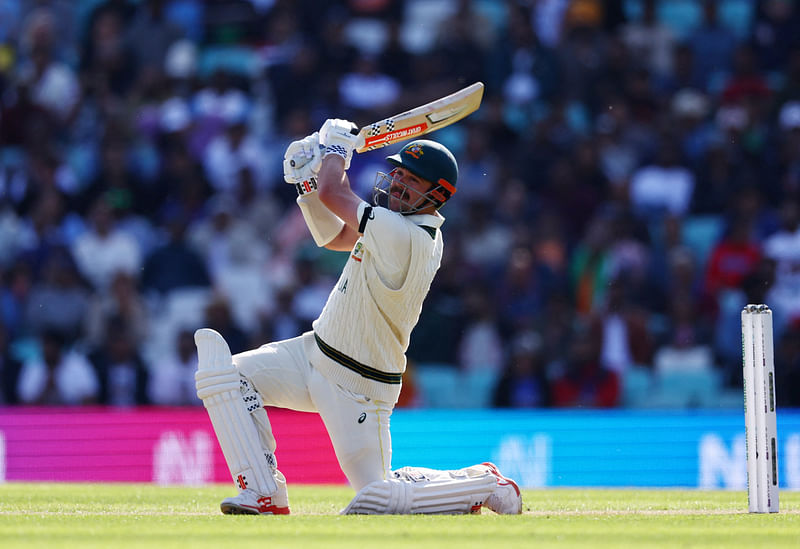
[220,471,290,515]
[220,489,290,515]
[481,462,522,514]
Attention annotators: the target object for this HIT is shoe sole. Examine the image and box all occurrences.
[220,502,291,515]
[221,503,260,515]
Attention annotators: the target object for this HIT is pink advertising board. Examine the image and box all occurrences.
[0,406,347,485]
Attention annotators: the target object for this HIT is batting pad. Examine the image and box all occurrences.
[341,474,495,515]
[195,329,278,495]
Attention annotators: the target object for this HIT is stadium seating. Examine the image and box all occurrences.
[198,45,259,78]
[621,365,655,408]
[682,214,725,272]
[414,365,498,409]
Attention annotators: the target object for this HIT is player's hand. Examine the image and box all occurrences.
[319,119,364,170]
[283,132,323,194]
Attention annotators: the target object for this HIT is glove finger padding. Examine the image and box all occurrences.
[283,158,317,186]
[319,119,364,170]
[283,132,323,185]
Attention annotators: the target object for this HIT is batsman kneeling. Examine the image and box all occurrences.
[194,118,522,515]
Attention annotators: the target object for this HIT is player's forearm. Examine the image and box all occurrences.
[317,154,347,195]
[317,155,361,229]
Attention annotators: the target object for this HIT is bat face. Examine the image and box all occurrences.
[356,82,484,153]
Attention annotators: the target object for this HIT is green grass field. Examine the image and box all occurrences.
[1,484,798,548]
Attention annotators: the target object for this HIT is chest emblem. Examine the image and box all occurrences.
[351,242,364,263]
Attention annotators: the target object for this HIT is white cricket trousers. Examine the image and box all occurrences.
[233,331,393,491]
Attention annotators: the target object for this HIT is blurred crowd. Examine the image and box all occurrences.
[1,0,800,409]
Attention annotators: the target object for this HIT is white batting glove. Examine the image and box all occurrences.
[283,132,323,195]
[319,119,364,170]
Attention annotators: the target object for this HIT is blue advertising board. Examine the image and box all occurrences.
[390,409,800,489]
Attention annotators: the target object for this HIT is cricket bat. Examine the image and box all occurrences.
[288,82,483,185]
[354,81,484,153]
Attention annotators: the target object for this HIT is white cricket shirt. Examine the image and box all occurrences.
[308,201,444,403]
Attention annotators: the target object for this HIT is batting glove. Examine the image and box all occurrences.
[283,132,324,195]
[319,119,364,170]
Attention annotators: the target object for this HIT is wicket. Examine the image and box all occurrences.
[741,304,779,513]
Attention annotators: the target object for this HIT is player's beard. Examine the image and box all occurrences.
[388,184,412,212]
[373,171,431,214]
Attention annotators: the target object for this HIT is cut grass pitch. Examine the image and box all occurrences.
[0,484,798,549]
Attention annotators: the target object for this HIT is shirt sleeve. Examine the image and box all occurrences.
[356,201,411,289]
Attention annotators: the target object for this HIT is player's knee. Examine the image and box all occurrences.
[231,351,261,380]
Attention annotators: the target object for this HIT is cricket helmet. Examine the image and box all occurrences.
[373,140,458,214]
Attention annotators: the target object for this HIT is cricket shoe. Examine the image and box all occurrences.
[480,462,522,514]
[220,471,290,515]
[220,489,290,515]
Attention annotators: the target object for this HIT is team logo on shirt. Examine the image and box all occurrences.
[351,242,364,263]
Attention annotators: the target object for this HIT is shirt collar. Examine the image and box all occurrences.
[406,211,445,229]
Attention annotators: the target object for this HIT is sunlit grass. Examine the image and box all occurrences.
[1,484,798,548]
